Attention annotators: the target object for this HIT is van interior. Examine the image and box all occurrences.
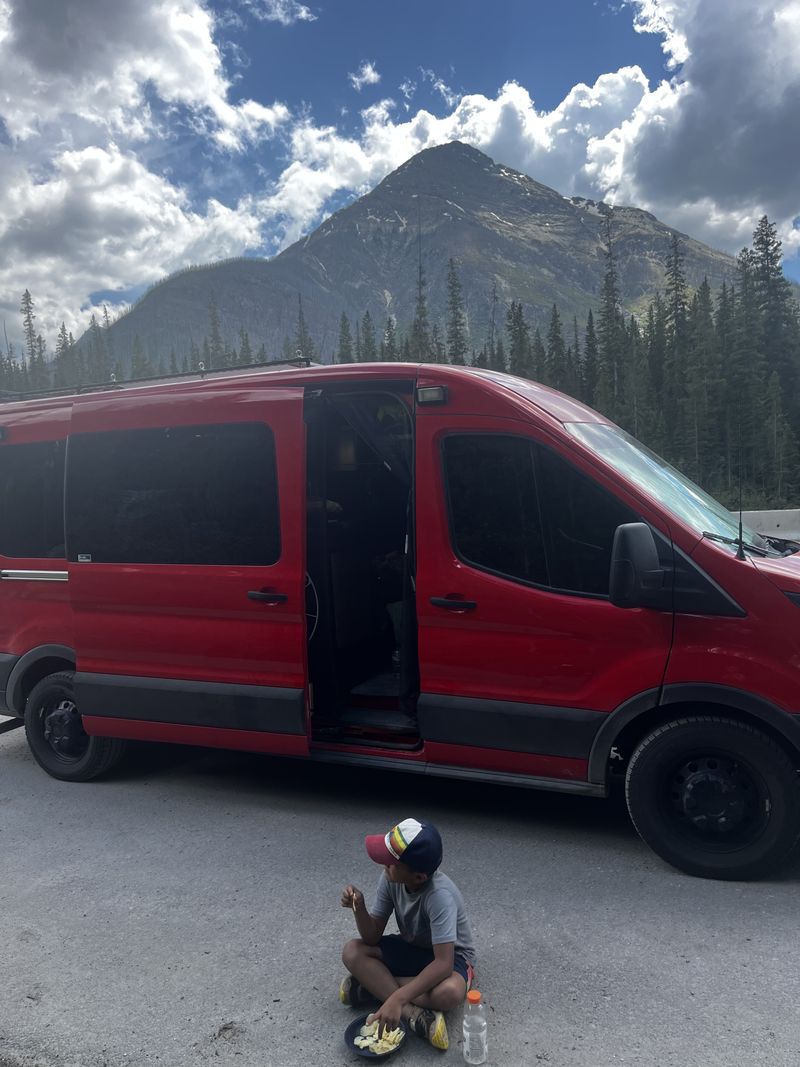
[304,388,420,747]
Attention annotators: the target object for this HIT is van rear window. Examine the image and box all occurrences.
[65,422,280,566]
[0,440,66,558]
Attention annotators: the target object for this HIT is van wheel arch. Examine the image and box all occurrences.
[590,689,800,788]
[6,645,76,715]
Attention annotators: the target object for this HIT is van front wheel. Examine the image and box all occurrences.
[24,671,127,782]
[625,716,800,880]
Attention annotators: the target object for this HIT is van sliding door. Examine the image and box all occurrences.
[65,386,308,756]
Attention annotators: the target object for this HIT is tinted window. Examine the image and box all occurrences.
[537,445,636,595]
[443,435,546,585]
[66,422,279,565]
[0,441,65,558]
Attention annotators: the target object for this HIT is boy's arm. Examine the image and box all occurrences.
[342,884,390,945]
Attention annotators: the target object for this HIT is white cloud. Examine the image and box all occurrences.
[349,61,381,92]
[0,0,289,150]
[3,0,799,354]
[420,68,459,108]
[0,143,264,347]
[242,0,316,24]
[258,1,800,266]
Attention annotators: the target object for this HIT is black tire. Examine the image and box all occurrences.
[24,671,127,782]
[625,716,800,880]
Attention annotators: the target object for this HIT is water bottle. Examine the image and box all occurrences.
[462,988,488,1064]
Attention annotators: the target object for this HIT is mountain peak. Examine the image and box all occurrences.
[92,141,738,369]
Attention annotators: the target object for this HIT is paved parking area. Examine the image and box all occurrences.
[2,723,800,1067]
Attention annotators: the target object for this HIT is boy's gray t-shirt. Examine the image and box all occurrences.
[370,871,476,965]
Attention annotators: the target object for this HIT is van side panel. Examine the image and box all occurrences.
[66,385,309,745]
[0,402,74,711]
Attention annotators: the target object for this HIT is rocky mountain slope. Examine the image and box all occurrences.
[96,141,739,367]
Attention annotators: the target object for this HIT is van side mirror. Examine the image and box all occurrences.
[609,522,669,610]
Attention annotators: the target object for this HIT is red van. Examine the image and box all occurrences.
[2,361,800,881]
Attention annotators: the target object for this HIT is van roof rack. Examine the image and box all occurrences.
[0,355,319,403]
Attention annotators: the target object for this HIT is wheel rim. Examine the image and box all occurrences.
[662,750,771,852]
[39,697,90,762]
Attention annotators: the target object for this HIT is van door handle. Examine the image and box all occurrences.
[430,596,477,612]
[248,590,288,604]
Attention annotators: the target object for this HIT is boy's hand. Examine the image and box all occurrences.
[368,991,406,1034]
[341,885,365,912]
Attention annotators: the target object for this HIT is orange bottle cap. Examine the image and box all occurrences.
[467,989,482,1004]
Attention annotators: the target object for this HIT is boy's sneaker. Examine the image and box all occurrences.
[408,1007,448,1050]
[338,975,378,1009]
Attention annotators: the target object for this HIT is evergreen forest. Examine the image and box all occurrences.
[2,216,798,510]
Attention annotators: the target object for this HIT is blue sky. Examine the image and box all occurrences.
[0,0,798,346]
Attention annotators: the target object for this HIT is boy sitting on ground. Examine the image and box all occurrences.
[340,817,476,1051]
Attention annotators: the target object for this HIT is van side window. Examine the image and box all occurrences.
[442,435,547,585]
[536,444,636,596]
[66,422,280,566]
[0,440,66,558]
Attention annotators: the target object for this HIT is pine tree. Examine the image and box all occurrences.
[361,310,377,362]
[382,317,398,362]
[20,290,36,367]
[446,258,468,365]
[336,313,354,364]
[86,314,108,381]
[530,328,546,382]
[582,310,598,405]
[430,321,446,364]
[752,216,799,422]
[239,328,253,364]
[294,294,316,360]
[596,217,625,420]
[409,254,431,361]
[544,304,566,388]
[506,302,530,378]
[663,233,690,458]
[132,335,151,378]
[54,323,73,387]
[683,279,723,487]
[208,293,224,369]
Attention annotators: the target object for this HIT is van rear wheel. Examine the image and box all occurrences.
[24,671,127,782]
[625,716,800,880]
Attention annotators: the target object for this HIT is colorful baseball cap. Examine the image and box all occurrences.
[365,818,443,875]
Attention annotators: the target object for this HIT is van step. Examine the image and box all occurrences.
[0,717,24,735]
[339,707,417,734]
[351,673,401,699]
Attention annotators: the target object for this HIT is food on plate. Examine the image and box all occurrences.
[353,1019,403,1053]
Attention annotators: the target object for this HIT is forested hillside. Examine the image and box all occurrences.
[1,216,797,511]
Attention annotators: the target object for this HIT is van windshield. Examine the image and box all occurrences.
[565,421,767,550]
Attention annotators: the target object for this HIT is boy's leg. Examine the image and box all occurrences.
[395,972,467,1012]
[341,939,402,1003]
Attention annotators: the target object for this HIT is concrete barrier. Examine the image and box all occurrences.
[743,510,800,539]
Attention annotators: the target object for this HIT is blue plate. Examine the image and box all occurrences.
[344,1013,408,1059]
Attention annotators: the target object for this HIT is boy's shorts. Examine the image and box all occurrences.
[378,934,475,989]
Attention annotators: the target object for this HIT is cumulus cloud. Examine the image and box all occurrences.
[0,0,290,345]
[0,0,289,149]
[349,61,381,92]
[3,0,799,353]
[259,1,800,264]
[622,0,800,250]
[0,143,264,345]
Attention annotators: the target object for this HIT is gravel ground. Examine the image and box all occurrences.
[2,722,800,1067]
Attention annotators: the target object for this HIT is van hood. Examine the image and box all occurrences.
[752,553,800,595]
